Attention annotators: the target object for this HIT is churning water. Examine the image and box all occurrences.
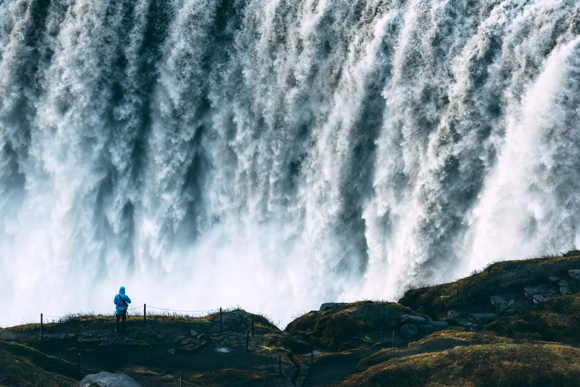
[1,0,580,327]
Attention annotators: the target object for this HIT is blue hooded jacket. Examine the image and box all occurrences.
[114,287,131,314]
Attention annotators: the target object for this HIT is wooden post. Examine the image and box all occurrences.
[311,346,314,365]
[380,326,383,344]
[77,352,81,373]
[392,331,396,348]
[40,313,43,351]
[220,307,223,332]
[263,379,266,387]
[149,346,153,369]
[251,315,255,337]
[144,304,146,327]
[278,354,282,375]
[179,371,182,387]
[246,329,250,352]
[496,303,499,321]
[527,270,530,286]
[457,285,459,299]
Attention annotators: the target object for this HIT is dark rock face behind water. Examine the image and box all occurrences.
[1,0,580,324]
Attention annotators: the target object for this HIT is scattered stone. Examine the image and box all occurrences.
[319,302,347,311]
[167,349,175,355]
[256,365,267,371]
[558,280,569,287]
[447,310,460,319]
[455,318,476,328]
[99,341,113,347]
[300,366,310,376]
[430,321,449,331]
[180,345,198,352]
[533,294,550,303]
[197,334,209,342]
[181,338,192,345]
[190,330,199,336]
[138,342,149,347]
[155,334,165,340]
[68,333,75,338]
[66,347,76,352]
[174,335,186,343]
[561,287,573,296]
[128,342,139,346]
[400,324,418,338]
[524,287,541,298]
[79,371,142,387]
[508,300,515,307]
[84,348,94,353]
[400,315,426,325]
[211,335,224,341]
[549,276,560,283]
[59,334,67,340]
[568,270,580,278]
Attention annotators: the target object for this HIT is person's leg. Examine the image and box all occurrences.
[122,310,127,333]
[115,312,120,332]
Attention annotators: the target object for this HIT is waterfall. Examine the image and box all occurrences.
[1,0,579,326]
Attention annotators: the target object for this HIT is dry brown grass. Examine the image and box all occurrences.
[341,342,580,387]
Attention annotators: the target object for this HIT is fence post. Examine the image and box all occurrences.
[40,313,43,351]
[179,371,182,387]
[311,345,314,365]
[457,285,459,299]
[380,326,383,344]
[77,352,81,373]
[149,346,153,369]
[251,315,254,337]
[220,307,223,332]
[246,329,250,352]
[392,331,396,348]
[278,354,282,375]
[496,303,499,321]
[144,304,146,327]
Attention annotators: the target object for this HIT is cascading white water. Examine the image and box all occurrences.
[1,0,579,327]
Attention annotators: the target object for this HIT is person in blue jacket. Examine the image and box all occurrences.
[114,286,131,333]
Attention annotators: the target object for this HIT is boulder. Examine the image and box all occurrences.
[524,287,541,298]
[568,270,580,278]
[533,294,550,303]
[400,315,426,325]
[447,310,461,319]
[400,324,418,338]
[319,302,347,311]
[558,280,569,287]
[490,296,509,312]
[418,324,435,335]
[430,321,449,331]
[174,336,186,343]
[79,372,142,387]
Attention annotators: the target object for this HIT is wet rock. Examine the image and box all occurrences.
[400,324,418,338]
[558,280,569,287]
[174,335,186,343]
[561,287,573,296]
[430,321,449,331]
[167,349,175,355]
[549,276,561,283]
[319,302,347,311]
[400,315,426,325]
[79,371,142,387]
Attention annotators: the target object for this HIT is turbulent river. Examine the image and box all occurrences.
[1,0,579,326]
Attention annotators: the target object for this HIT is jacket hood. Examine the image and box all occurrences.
[119,286,125,295]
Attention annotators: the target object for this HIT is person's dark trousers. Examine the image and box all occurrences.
[115,310,127,333]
